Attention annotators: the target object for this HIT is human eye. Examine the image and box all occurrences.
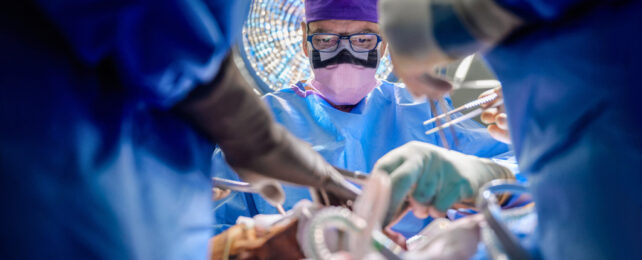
[313,35,339,51]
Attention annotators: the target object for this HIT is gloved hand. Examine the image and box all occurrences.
[373,141,513,224]
[378,0,522,99]
[173,52,359,201]
[379,0,454,99]
[480,87,511,144]
[404,214,483,260]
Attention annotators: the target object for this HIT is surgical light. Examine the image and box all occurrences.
[241,0,393,92]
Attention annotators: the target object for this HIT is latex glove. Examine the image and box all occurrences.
[373,141,513,224]
[404,214,483,260]
[173,53,359,201]
[378,0,522,100]
[379,0,454,99]
[479,87,511,144]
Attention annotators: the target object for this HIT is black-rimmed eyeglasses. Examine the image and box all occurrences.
[307,33,382,53]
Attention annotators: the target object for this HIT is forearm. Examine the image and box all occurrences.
[173,54,358,200]
[379,0,523,60]
[36,0,251,107]
[173,54,278,163]
[381,0,614,61]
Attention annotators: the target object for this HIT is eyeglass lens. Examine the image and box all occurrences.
[311,34,378,52]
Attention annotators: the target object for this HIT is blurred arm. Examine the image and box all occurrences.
[37,0,358,200]
[380,0,606,61]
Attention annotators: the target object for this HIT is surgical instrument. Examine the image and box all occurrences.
[477,180,534,260]
[212,177,287,215]
[212,177,258,193]
[334,167,369,185]
[424,92,503,135]
[301,206,404,260]
[429,97,454,150]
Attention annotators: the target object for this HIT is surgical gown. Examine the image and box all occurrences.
[0,1,250,259]
[212,80,512,237]
[429,0,642,258]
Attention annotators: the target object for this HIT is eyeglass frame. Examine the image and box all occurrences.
[306,33,383,53]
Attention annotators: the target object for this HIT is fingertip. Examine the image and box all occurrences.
[373,155,404,175]
[481,108,498,123]
[409,196,430,219]
[428,206,447,218]
[487,125,502,139]
[383,227,408,249]
[496,114,508,129]
[432,185,467,213]
[481,112,493,124]
[478,88,495,99]
[413,208,430,219]
[487,125,502,140]
[488,125,511,144]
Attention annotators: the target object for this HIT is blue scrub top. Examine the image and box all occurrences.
[0,1,250,259]
[482,0,642,259]
[212,80,512,238]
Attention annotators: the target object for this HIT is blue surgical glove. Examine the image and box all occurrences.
[373,141,514,224]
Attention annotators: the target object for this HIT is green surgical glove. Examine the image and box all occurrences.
[373,141,513,224]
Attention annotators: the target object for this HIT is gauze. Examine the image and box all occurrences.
[308,39,380,105]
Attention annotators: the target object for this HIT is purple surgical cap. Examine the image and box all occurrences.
[304,0,378,23]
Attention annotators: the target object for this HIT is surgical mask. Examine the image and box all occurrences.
[307,34,381,105]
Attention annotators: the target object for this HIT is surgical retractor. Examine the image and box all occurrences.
[301,172,404,260]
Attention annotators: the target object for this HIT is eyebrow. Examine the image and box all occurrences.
[309,27,329,34]
[358,29,378,34]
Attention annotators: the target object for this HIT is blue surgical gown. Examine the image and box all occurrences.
[0,1,250,259]
[454,0,642,258]
[212,80,512,237]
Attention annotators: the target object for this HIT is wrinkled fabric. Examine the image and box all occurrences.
[0,1,250,259]
[483,0,642,258]
[212,81,511,238]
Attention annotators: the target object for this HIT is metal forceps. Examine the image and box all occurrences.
[424,92,503,135]
[212,177,257,193]
[212,177,287,215]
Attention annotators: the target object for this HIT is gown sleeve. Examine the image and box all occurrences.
[494,0,608,22]
[35,0,250,107]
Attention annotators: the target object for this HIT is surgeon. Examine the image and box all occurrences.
[212,0,515,239]
[0,1,360,259]
[376,0,642,258]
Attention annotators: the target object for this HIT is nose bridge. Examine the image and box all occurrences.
[337,37,351,51]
